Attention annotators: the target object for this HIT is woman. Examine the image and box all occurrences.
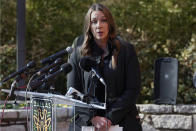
[67,3,142,131]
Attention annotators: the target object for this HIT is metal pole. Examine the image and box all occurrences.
[16,0,26,88]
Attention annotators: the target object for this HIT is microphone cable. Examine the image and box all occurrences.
[25,73,37,130]
[0,80,17,124]
[0,95,9,124]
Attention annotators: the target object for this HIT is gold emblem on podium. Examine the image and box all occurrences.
[32,98,53,131]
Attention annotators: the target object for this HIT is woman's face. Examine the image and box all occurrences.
[90,11,109,43]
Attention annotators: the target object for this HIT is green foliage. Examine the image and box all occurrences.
[0,0,196,103]
[104,0,196,103]
[0,0,16,46]
[0,44,16,100]
[0,0,17,100]
[25,0,91,60]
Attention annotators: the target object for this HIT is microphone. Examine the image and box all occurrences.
[40,46,73,65]
[36,58,63,76]
[29,74,46,89]
[49,66,59,74]
[30,63,72,89]
[2,61,36,83]
[79,56,106,86]
[45,63,72,81]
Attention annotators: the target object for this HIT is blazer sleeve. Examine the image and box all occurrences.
[105,43,141,124]
[67,37,83,92]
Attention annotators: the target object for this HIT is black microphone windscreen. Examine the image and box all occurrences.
[27,61,36,69]
[49,66,59,74]
[40,46,73,65]
[2,61,36,83]
[61,63,72,74]
[79,56,97,72]
[30,74,45,88]
[37,58,63,75]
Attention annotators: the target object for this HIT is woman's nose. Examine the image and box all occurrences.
[97,20,102,28]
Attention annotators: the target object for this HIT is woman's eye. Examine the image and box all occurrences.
[91,19,107,24]
[91,20,97,24]
[101,19,107,22]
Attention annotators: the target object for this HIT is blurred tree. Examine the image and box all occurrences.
[0,0,17,100]
[103,0,196,103]
[1,0,195,104]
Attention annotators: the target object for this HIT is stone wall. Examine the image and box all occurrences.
[138,104,196,131]
[0,107,73,131]
[0,104,196,131]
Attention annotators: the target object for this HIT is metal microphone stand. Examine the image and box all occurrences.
[9,80,17,97]
[9,75,25,97]
[83,73,97,104]
[85,71,107,108]
[91,70,107,108]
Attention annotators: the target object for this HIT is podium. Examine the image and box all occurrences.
[1,89,106,131]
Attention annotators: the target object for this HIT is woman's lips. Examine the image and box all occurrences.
[97,32,103,36]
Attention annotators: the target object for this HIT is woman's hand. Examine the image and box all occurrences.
[91,116,112,131]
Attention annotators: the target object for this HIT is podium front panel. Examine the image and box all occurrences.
[30,97,75,131]
[56,105,75,131]
[31,97,55,131]
[1,89,106,131]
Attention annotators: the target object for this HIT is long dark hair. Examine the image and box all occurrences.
[81,3,120,68]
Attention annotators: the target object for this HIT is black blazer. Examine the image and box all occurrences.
[67,35,141,130]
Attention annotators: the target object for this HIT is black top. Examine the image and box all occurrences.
[67,35,141,125]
